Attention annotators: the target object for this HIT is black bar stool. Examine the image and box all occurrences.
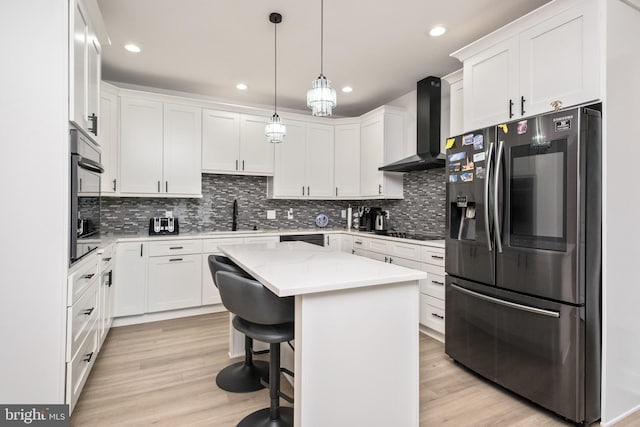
[216,270,294,427]
[207,255,269,393]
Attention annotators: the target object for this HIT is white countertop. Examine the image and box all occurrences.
[219,241,427,297]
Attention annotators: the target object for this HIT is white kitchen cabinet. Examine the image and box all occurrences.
[454,0,599,131]
[334,123,361,198]
[98,244,114,348]
[202,238,243,305]
[202,110,274,176]
[99,82,119,194]
[69,0,101,141]
[113,242,147,317]
[359,107,404,199]
[269,120,334,198]
[147,254,202,312]
[120,95,202,196]
[443,69,464,137]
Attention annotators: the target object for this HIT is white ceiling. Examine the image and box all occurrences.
[98,0,551,117]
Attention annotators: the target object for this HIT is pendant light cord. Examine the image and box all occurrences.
[320,0,324,75]
[274,20,277,113]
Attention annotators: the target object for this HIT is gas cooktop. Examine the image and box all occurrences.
[371,231,445,241]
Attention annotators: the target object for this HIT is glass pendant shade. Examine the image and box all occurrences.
[265,113,286,143]
[307,74,337,117]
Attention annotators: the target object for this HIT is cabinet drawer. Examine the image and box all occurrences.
[67,280,99,362]
[202,237,243,253]
[423,248,445,267]
[421,271,446,300]
[367,239,392,255]
[66,329,98,413]
[99,244,114,269]
[392,242,423,262]
[420,295,445,333]
[68,255,99,305]
[148,239,203,256]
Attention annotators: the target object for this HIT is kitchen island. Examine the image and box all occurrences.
[219,241,427,427]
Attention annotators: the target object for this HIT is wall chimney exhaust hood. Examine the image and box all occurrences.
[379,76,445,172]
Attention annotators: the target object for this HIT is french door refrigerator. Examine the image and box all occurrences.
[444,106,601,425]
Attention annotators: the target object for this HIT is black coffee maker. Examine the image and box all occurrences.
[358,207,382,232]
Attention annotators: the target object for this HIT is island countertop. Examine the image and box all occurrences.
[219,241,427,297]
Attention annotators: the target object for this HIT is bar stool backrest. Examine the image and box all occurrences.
[207,255,251,288]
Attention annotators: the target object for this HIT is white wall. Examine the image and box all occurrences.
[0,0,69,402]
[601,0,640,424]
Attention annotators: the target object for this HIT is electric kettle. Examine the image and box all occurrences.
[374,211,388,231]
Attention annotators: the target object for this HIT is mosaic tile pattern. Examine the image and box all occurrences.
[101,171,446,236]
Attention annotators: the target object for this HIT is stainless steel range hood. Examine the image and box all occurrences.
[379,76,445,172]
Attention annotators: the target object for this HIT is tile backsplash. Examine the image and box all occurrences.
[101,170,446,236]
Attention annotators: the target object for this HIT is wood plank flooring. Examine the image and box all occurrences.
[71,313,637,426]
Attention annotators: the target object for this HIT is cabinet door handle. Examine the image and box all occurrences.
[157,181,161,192]
[103,257,112,262]
[140,244,143,257]
[79,178,82,192]
[236,160,239,170]
[302,186,305,196]
[432,280,444,286]
[83,351,94,363]
[352,249,355,254]
[431,255,444,260]
[107,270,113,287]
[520,96,526,115]
[378,184,382,195]
[83,307,95,316]
[354,241,363,245]
[169,246,183,250]
[335,187,338,197]
[431,313,444,320]
[169,258,183,262]
[88,113,98,136]
[384,256,388,262]
[307,186,310,196]
[112,179,117,192]
[83,273,95,280]
[166,181,168,192]
[509,99,514,119]
[242,160,245,171]
[389,257,393,263]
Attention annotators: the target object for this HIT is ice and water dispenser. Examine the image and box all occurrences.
[450,195,476,241]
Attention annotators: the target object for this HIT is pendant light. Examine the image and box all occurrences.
[265,12,286,143]
[307,0,336,117]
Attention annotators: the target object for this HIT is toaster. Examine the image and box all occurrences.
[149,217,179,235]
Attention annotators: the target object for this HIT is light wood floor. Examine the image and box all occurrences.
[71,313,638,427]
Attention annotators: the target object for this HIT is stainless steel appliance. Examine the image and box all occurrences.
[148,217,179,235]
[374,210,389,232]
[70,127,104,265]
[444,107,602,425]
[358,207,382,232]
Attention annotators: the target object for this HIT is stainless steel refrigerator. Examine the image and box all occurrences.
[444,106,601,425]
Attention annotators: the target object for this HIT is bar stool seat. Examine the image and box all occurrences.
[208,255,269,393]
[216,270,295,427]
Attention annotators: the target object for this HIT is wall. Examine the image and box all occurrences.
[0,0,68,403]
[101,170,446,236]
[601,0,640,424]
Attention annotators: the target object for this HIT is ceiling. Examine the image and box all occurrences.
[98,0,551,117]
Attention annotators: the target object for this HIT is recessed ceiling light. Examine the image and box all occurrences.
[342,86,353,93]
[236,83,248,90]
[124,43,141,53]
[429,26,446,37]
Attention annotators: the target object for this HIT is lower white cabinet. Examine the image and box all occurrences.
[113,242,147,317]
[147,254,202,312]
[98,244,114,346]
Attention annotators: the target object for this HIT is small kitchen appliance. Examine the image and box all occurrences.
[374,210,389,232]
[149,217,179,235]
[358,207,382,232]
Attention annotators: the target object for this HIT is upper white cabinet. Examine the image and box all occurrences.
[334,123,361,198]
[452,0,600,131]
[119,94,202,197]
[268,120,334,198]
[443,70,464,138]
[202,110,274,175]
[69,0,101,141]
[99,83,118,194]
[360,107,404,199]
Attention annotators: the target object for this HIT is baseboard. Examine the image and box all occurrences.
[420,325,445,343]
[112,304,227,327]
[601,403,640,426]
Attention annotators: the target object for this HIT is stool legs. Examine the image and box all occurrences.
[216,336,269,393]
[237,343,294,427]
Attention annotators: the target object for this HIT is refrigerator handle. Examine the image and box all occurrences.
[484,142,494,252]
[451,284,560,318]
[494,140,504,253]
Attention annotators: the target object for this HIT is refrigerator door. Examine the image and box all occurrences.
[494,108,599,304]
[445,276,588,424]
[445,126,496,286]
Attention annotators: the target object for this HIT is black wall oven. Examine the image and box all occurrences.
[70,127,103,265]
